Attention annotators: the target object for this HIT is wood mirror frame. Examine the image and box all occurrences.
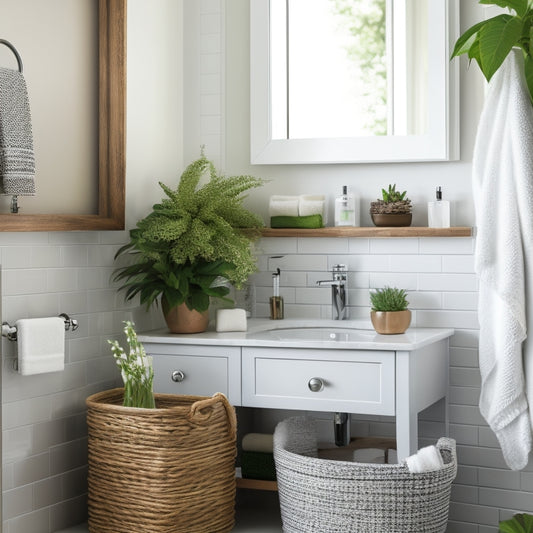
[0,0,126,232]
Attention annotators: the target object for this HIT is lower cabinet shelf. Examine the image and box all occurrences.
[236,467,278,491]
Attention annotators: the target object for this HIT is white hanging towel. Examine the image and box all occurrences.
[0,67,36,195]
[473,49,533,470]
[16,317,65,375]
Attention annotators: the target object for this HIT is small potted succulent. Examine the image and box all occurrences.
[370,184,412,227]
[369,286,411,334]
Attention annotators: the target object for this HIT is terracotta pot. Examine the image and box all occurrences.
[371,213,412,227]
[370,309,411,335]
[162,298,209,334]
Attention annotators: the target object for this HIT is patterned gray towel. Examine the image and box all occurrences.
[0,67,35,195]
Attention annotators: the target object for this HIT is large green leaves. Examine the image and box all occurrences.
[480,0,530,17]
[479,15,523,80]
[451,1,533,101]
[499,513,533,533]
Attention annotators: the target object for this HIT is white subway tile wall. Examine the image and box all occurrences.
[249,235,526,533]
[1,231,163,533]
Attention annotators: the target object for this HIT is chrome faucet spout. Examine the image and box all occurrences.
[316,264,348,320]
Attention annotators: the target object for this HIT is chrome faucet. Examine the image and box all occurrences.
[316,264,347,320]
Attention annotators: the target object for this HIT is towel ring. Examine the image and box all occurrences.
[0,39,23,73]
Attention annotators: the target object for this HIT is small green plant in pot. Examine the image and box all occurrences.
[113,153,264,333]
[370,184,412,227]
[370,286,411,334]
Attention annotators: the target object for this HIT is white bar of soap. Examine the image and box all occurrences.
[216,308,247,332]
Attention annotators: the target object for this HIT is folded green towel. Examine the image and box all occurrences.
[240,451,277,481]
[270,214,323,229]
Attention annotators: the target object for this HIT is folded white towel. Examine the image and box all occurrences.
[473,49,533,471]
[405,445,444,473]
[298,195,325,217]
[216,308,247,332]
[16,317,65,375]
[242,433,274,453]
[269,195,299,217]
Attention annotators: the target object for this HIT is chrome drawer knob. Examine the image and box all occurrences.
[171,370,186,383]
[308,377,324,392]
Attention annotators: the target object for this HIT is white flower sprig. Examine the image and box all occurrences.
[108,321,155,408]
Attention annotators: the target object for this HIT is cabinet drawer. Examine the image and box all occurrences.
[242,348,394,415]
[145,344,241,405]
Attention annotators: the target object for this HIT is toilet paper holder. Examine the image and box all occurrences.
[1,313,79,342]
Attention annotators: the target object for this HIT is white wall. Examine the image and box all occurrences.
[184,1,533,532]
[2,2,179,531]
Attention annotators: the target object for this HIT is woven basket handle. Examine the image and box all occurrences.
[189,392,237,436]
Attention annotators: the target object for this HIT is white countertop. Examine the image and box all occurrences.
[138,318,454,351]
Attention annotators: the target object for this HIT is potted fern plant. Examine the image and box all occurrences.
[369,286,411,334]
[113,153,264,333]
[370,184,412,227]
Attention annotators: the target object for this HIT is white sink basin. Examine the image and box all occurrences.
[248,327,376,343]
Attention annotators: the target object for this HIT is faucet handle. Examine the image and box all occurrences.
[332,264,347,272]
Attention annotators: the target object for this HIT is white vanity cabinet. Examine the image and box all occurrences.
[139,320,452,461]
[241,347,395,415]
[140,342,242,405]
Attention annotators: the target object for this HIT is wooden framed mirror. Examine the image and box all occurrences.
[0,0,125,231]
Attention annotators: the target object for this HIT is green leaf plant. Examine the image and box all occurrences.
[369,286,409,312]
[113,153,265,313]
[451,0,533,101]
[499,513,533,533]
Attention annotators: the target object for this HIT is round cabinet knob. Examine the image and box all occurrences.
[308,377,324,393]
[171,370,186,383]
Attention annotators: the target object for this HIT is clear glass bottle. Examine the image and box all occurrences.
[428,186,450,228]
[335,186,359,226]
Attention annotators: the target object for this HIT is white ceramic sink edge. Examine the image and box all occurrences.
[245,318,376,343]
[245,318,374,334]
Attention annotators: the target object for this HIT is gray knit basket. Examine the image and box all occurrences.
[273,417,457,533]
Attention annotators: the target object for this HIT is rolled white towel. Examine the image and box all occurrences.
[269,195,299,217]
[298,195,325,217]
[242,433,274,453]
[405,445,444,473]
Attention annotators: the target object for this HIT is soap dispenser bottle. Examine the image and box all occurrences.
[335,186,359,226]
[428,186,450,228]
[270,268,284,320]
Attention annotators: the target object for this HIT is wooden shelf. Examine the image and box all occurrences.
[259,226,473,238]
[235,467,278,491]
[236,477,278,491]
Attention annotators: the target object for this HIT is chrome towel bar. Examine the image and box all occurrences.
[1,313,79,342]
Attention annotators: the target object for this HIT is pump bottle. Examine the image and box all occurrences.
[428,186,450,228]
[335,186,359,226]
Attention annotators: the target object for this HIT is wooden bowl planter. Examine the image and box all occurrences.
[370,213,412,227]
[371,310,412,335]
[86,389,237,533]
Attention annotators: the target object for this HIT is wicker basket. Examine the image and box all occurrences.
[86,388,237,533]
[274,417,457,533]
